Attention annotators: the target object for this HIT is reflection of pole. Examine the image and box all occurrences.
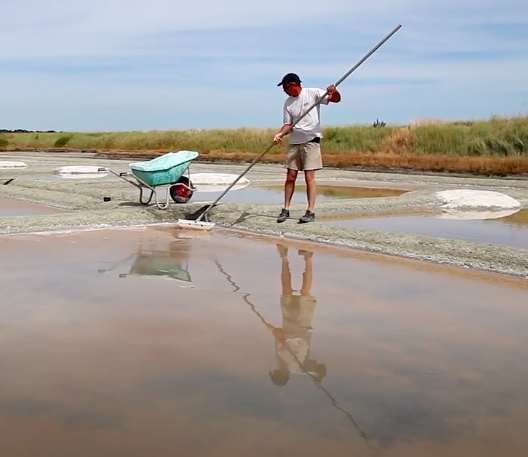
[214,260,240,292]
[212,258,372,449]
[214,260,270,327]
[97,252,137,274]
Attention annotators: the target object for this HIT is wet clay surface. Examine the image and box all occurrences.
[332,208,528,250]
[0,196,67,217]
[1,227,528,456]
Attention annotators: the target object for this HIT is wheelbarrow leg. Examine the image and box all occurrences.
[153,186,171,210]
[139,187,155,205]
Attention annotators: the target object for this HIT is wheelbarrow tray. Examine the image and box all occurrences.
[129,150,199,187]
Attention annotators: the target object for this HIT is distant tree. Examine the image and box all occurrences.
[372,118,386,128]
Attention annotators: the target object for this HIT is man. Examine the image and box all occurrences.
[273,72,341,223]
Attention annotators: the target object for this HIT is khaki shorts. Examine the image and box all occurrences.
[285,142,322,171]
[280,294,317,329]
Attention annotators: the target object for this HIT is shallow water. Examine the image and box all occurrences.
[193,184,406,204]
[332,208,528,249]
[126,184,406,204]
[0,196,67,217]
[1,227,528,456]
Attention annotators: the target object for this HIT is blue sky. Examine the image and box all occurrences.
[1,0,527,131]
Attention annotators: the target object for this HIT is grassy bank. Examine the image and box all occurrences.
[2,114,528,176]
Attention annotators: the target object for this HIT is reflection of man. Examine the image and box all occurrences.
[268,244,327,387]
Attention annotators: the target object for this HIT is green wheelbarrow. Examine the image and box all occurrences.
[99,150,199,209]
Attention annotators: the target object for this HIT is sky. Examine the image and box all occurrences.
[1,0,527,132]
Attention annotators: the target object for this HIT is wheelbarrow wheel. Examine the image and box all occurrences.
[170,176,194,203]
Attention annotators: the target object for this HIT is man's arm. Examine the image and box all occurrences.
[273,123,292,144]
[273,102,293,144]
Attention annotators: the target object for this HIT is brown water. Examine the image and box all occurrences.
[1,227,528,456]
[332,208,528,250]
[0,196,67,217]
[192,184,406,203]
[125,184,406,204]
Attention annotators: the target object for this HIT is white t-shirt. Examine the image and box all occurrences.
[283,87,329,145]
[278,336,310,374]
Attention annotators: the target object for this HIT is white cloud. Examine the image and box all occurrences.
[1,0,404,58]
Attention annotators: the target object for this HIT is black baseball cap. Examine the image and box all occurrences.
[277,73,301,86]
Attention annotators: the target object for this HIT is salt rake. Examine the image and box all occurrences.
[176,23,403,231]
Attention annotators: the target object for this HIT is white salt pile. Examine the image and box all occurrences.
[435,189,522,220]
[54,166,108,179]
[436,189,521,209]
[55,166,105,174]
[189,173,250,192]
[0,161,28,169]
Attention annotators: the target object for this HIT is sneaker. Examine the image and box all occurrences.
[276,244,288,258]
[277,208,290,223]
[299,210,315,223]
[298,249,313,259]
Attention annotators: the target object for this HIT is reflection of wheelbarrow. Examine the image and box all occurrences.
[121,253,193,285]
[97,241,194,287]
[99,150,199,209]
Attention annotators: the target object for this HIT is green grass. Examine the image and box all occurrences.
[0,137,8,151]
[4,114,528,158]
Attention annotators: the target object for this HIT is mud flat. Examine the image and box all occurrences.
[1,151,528,278]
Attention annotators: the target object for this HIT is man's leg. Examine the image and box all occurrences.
[299,142,322,223]
[304,170,316,213]
[284,168,298,210]
[277,146,301,223]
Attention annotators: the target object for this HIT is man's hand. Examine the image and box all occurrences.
[326,84,341,103]
[274,124,292,143]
